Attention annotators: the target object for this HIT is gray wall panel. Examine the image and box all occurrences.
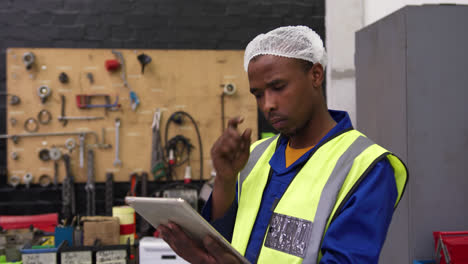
[357,5,468,263]
[356,8,409,264]
[406,5,468,260]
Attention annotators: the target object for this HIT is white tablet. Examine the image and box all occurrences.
[125,196,250,264]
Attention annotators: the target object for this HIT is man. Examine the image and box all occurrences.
[158,25,408,263]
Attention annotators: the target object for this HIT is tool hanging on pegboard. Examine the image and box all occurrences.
[164,111,204,182]
[151,109,165,180]
[85,149,96,216]
[137,53,152,74]
[59,95,104,126]
[111,50,140,111]
[76,94,121,112]
[0,92,20,105]
[105,172,114,216]
[62,154,76,222]
[138,172,151,236]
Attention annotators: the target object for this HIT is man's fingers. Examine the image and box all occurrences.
[157,224,174,245]
[203,236,240,264]
[203,236,227,258]
[159,223,218,264]
[241,128,252,143]
[227,117,244,129]
[240,129,252,152]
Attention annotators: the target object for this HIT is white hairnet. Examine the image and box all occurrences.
[244,25,327,72]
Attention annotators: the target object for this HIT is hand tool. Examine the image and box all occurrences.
[138,172,151,235]
[75,94,120,110]
[53,160,59,189]
[37,85,51,104]
[79,134,85,168]
[9,175,20,188]
[39,174,52,187]
[85,149,96,216]
[58,116,105,121]
[0,131,99,145]
[105,59,120,71]
[151,109,165,180]
[0,92,20,105]
[59,72,69,83]
[164,111,204,180]
[112,50,140,111]
[22,52,35,70]
[62,154,76,221]
[10,117,17,126]
[38,148,50,161]
[113,118,122,166]
[137,53,152,74]
[49,147,62,161]
[60,95,68,126]
[128,172,140,197]
[59,96,105,125]
[87,127,112,149]
[86,72,94,84]
[65,138,76,153]
[24,118,39,133]
[105,172,114,216]
[23,173,33,189]
[37,109,52,125]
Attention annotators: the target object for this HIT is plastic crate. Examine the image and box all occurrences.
[434,231,468,264]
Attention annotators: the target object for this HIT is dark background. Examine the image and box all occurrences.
[0,0,325,216]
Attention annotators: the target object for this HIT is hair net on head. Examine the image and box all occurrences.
[243,25,327,72]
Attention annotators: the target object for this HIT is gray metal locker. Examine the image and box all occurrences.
[355,5,468,263]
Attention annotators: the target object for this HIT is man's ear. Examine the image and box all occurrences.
[310,63,324,88]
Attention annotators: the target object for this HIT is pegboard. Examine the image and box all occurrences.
[5,48,257,183]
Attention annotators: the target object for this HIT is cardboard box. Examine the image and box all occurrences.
[82,216,120,246]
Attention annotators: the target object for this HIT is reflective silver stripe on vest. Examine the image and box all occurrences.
[303,135,375,263]
[238,135,279,198]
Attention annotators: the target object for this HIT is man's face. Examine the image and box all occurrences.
[248,55,322,136]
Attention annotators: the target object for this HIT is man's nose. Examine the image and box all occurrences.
[263,90,277,113]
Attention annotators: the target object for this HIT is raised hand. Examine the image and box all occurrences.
[210,117,252,220]
[211,117,252,185]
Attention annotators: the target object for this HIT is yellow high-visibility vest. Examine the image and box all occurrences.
[231,130,408,263]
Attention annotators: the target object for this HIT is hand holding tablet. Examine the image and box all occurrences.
[125,196,250,264]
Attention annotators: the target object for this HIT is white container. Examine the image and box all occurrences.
[139,237,189,264]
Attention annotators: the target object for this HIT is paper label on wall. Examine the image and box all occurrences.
[57,66,72,70]
[9,111,25,115]
[91,85,105,90]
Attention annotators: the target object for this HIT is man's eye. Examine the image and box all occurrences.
[254,93,263,99]
[273,85,285,91]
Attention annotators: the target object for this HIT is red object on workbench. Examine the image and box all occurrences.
[0,213,58,232]
[434,231,468,264]
[105,59,121,71]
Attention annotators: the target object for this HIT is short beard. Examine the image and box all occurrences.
[280,120,308,138]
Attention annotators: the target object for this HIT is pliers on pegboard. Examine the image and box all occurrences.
[127,172,149,197]
[127,173,140,197]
